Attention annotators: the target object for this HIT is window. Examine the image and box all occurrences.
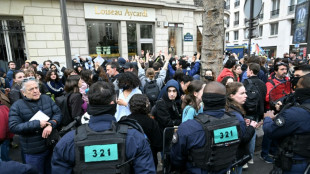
[168,26,183,57]
[127,22,154,56]
[226,32,230,41]
[244,29,249,39]
[259,25,263,37]
[271,0,280,17]
[87,21,119,58]
[234,0,240,7]
[234,12,239,25]
[288,0,296,13]
[225,0,230,9]
[234,30,239,40]
[105,23,113,40]
[0,19,27,69]
[270,23,278,35]
[272,0,280,10]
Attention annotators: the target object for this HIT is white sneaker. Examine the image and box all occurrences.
[242,163,248,169]
[248,159,254,164]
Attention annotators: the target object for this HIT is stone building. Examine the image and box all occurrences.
[0,0,204,67]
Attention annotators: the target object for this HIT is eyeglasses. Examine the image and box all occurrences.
[22,77,36,83]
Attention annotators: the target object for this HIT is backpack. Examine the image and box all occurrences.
[243,79,262,120]
[55,92,72,127]
[143,80,160,106]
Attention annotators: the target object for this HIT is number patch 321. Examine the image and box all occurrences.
[213,126,238,144]
[84,144,118,162]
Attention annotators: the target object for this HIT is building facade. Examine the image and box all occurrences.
[225,0,307,58]
[0,0,204,67]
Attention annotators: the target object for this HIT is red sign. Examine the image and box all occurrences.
[303,48,307,58]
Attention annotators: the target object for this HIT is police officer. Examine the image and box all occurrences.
[264,74,310,174]
[170,82,240,173]
[51,81,155,174]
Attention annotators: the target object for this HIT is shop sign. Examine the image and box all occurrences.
[295,44,300,48]
[184,33,193,42]
[84,3,155,22]
[303,48,307,57]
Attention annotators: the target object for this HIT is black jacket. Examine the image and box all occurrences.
[9,94,62,154]
[68,92,84,119]
[229,106,255,165]
[155,80,182,131]
[127,113,163,152]
[9,83,22,104]
[243,75,267,120]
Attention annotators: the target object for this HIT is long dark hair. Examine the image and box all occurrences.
[80,70,93,86]
[64,75,80,93]
[45,70,60,82]
[181,80,205,111]
[225,82,246,115]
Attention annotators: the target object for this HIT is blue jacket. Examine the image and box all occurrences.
[170,109,229,174]
[51,114,156,174]
[168,62,200,78]
[241,70,267,83]
[263,99,310,173]
[9,94,62,154]
[0,161,38,174]
[6,69,14,85]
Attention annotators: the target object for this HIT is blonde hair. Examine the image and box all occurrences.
[146,68,155,80]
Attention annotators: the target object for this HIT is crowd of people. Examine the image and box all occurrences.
[0,49,310,174]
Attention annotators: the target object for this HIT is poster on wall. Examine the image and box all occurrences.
[293,1,309,44]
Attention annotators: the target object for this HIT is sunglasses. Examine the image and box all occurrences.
[22,77,36,83]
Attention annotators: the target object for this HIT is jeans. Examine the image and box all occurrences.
[249,131,256,159]
[261,133,277,157]
[1,139,11,161]
[25,150,52,174]
[283,162,310,174]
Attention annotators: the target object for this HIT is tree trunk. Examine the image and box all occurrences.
[201,0,224,78]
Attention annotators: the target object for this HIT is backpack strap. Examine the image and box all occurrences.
[268,79,276,87]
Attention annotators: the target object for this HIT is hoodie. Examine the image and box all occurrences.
[155,79,182,131]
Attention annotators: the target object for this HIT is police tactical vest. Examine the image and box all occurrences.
[279,103,310,159]
[188,113,241,172]
[74,122,131,174]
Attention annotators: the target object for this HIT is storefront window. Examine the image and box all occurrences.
[168,26,183,57]
[127,23,137,57]
[140,25,152,39]
[86,21,119,58]
[127,22,154,57]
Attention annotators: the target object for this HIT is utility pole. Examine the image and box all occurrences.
[201,0,225,77]
[247,0,254,56]
[60,0,72,68]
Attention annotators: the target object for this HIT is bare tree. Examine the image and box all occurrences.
[201,0,224,77]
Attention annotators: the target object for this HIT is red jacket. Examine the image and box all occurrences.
[265,75,291,110]
[0,105,13,142]
[217,68,234,82]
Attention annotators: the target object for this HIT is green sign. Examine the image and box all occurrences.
[84,144,118,162]
[184,33,193,42]
[213,126,238,144]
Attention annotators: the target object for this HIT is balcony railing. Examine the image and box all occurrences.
[225,5,230,10]
[234,20,239,25]
[234,1,240,7]
[288,5,295,14]
[270,9,280,18]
